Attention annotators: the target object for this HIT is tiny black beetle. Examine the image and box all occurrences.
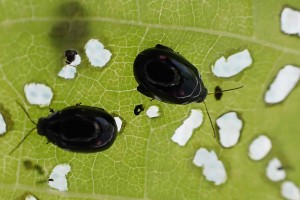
[133,44,208,104]
[65,49,78,64]
[134,104,144,116]
[10,104,117,154]
[214,86,223,100]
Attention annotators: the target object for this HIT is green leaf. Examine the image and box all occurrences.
[0,1,299,199]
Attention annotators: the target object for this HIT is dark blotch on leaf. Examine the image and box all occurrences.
[134,104,144,116]
[23,160,33,169]
[214,86,223,100]
[23,160,44,175]
[277,166,284,170]
[34,165,45,175]
[59,1,84,17]
[49,1,90,50]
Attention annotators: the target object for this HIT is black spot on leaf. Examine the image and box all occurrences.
[134,104,144,116]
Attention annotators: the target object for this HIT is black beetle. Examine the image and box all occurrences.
[65,49,78,64]
[9,104,117,154]
[134,104,144,116]
[214,86,223,100]
[133,44,208,104]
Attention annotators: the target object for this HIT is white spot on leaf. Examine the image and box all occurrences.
[0,113,6,135]
[281,181,300,200]
[266,158,286,182]
[25,195,37,200]
[58,65,77,79]
[114,116,123,132]
[48,163,71,192]
[248,135,272,161]
[24,83,53,107]
[211,49,252,77]
[264,65,300,104]
[281,7,300,36]
[70,54,81,66]
[85,39,112,67]
[146,105,160,118]
[193,148,227,185]
[171,109,203,146]
[216,112,242,148]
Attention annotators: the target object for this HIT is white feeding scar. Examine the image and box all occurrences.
[281,181,300,200]
[211,49,252,78]
[193,148,227,185]
[171,109,203,146]
[58,65,77,79]
[85,39,112,67]
[48,163,71,191]
[25,195,37,200]
[266,158,286,182]
[264,65,300,104]
[146,105,160,118]
[248,135,272,161]
[24,83,53,107]
[69,54,81,66]
[216,112,242,148]
[0,113,6,135]
[281,7,300,36]
[113,116,123,132]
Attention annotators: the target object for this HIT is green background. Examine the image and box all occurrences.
[0,0,299,199]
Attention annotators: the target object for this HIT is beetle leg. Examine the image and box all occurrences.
[75,102,82,106]
[49,108,54,113]
[137,85,153,99]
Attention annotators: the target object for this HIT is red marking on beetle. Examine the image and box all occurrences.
[95,140,102,146]
[159,55,167,60]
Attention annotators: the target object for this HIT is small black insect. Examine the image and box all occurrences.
[9,104,118,154]
[213,85,244,101]
[214,86,223,100]
[134,104,144,116]
[133,44,208,105]
[64,49,78,64]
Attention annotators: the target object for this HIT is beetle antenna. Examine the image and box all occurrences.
[9,127,36,155]
[203,101,216,138]
[16,102,37,125]
[207,85,244,95]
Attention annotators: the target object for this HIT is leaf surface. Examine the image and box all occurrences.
[0,1,299,199]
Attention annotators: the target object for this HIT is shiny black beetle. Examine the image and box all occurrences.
[64,49,78,64]
[10,104,117,154]
[133,44,208,104]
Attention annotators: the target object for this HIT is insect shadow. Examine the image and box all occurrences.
[49,1,90,51]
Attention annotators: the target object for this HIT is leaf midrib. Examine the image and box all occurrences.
[1,16,300,56]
